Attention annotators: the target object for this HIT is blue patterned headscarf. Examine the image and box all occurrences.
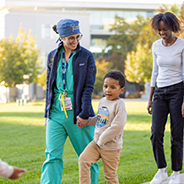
[56,19,81,37]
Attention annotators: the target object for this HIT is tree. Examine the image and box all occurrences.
[158,3,181,16]
[177,4,184,39]
[106,53,125,72]
[125,43,152,84]
[106,15,148,72]
[93,59,112,95]
[0,27,40,87]
[37,69,47,90]
[138,22,160,50]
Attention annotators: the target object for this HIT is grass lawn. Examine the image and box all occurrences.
[0,100,180,184]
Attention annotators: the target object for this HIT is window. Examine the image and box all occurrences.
[147,11,153,17]
[88,10,149,31]
[41,24,53,39]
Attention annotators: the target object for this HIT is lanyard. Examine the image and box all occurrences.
[58,93,68,118]
[58,50,74,118]
[62,51,73,95]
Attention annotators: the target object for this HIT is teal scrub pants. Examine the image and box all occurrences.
[40,95,99,184]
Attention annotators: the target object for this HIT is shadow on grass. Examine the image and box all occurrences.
[127,114,151,124]
[31,103,44,106]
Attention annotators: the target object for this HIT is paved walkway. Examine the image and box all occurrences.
[142,173,184,184]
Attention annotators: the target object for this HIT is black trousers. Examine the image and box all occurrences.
[150,82,184,171]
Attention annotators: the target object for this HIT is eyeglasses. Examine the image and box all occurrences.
[67,34,83,43]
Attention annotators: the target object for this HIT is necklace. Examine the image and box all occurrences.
[162,37,176,46]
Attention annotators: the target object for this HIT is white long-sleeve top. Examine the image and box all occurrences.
[151,37,184,88]
[88,97,127,150]
[0,159,14,178]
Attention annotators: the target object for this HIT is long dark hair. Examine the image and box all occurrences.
[52,25,58,34]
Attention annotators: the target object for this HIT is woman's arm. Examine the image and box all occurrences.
[147,44,158,115]
[147,87,155,115]
[181,47,184,117]
[44,53,52,118]
[78,52,96,119]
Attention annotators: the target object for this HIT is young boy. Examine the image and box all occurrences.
[77,70,127,184]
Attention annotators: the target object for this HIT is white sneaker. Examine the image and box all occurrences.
[169,172,180,184]
[150,169,168,184]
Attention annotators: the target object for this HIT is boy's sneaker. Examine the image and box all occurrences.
[169,172,180,184]
[150,168,168,184]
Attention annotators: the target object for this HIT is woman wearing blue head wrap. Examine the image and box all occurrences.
[40,19,99,184]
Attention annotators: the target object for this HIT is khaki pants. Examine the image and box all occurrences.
[79,140,122,184]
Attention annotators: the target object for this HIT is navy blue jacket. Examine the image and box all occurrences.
[44,42,96,124]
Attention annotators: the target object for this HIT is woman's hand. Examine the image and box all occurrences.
[181,101,184,117]
[76,116,88,128]
[45,118,47,129]
[147,101,153,115]
[147,87,155,115]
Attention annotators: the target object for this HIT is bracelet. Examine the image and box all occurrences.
[148,101,153,103]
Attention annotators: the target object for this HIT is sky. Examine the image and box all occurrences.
[68,0,184,4]
[124,0,184,4]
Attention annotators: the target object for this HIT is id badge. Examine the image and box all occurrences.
[60,97,72,111]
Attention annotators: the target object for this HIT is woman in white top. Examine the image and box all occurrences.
[147,12,184,184]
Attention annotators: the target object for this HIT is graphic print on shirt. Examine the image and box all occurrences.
[96,106,109,128]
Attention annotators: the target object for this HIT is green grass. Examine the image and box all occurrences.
[0,100,181,183]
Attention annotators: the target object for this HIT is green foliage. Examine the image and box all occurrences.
[123,17,158,84]
[0,27,40,87]
[125,43,153,83]
[158,3,181,16]
[105,53,125,73]
[138,23,160,50]
[178,4,184,39]
[108,15,147,55]
[94,59,112,95]
[107,15,148,72]
[37,70,47,90]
